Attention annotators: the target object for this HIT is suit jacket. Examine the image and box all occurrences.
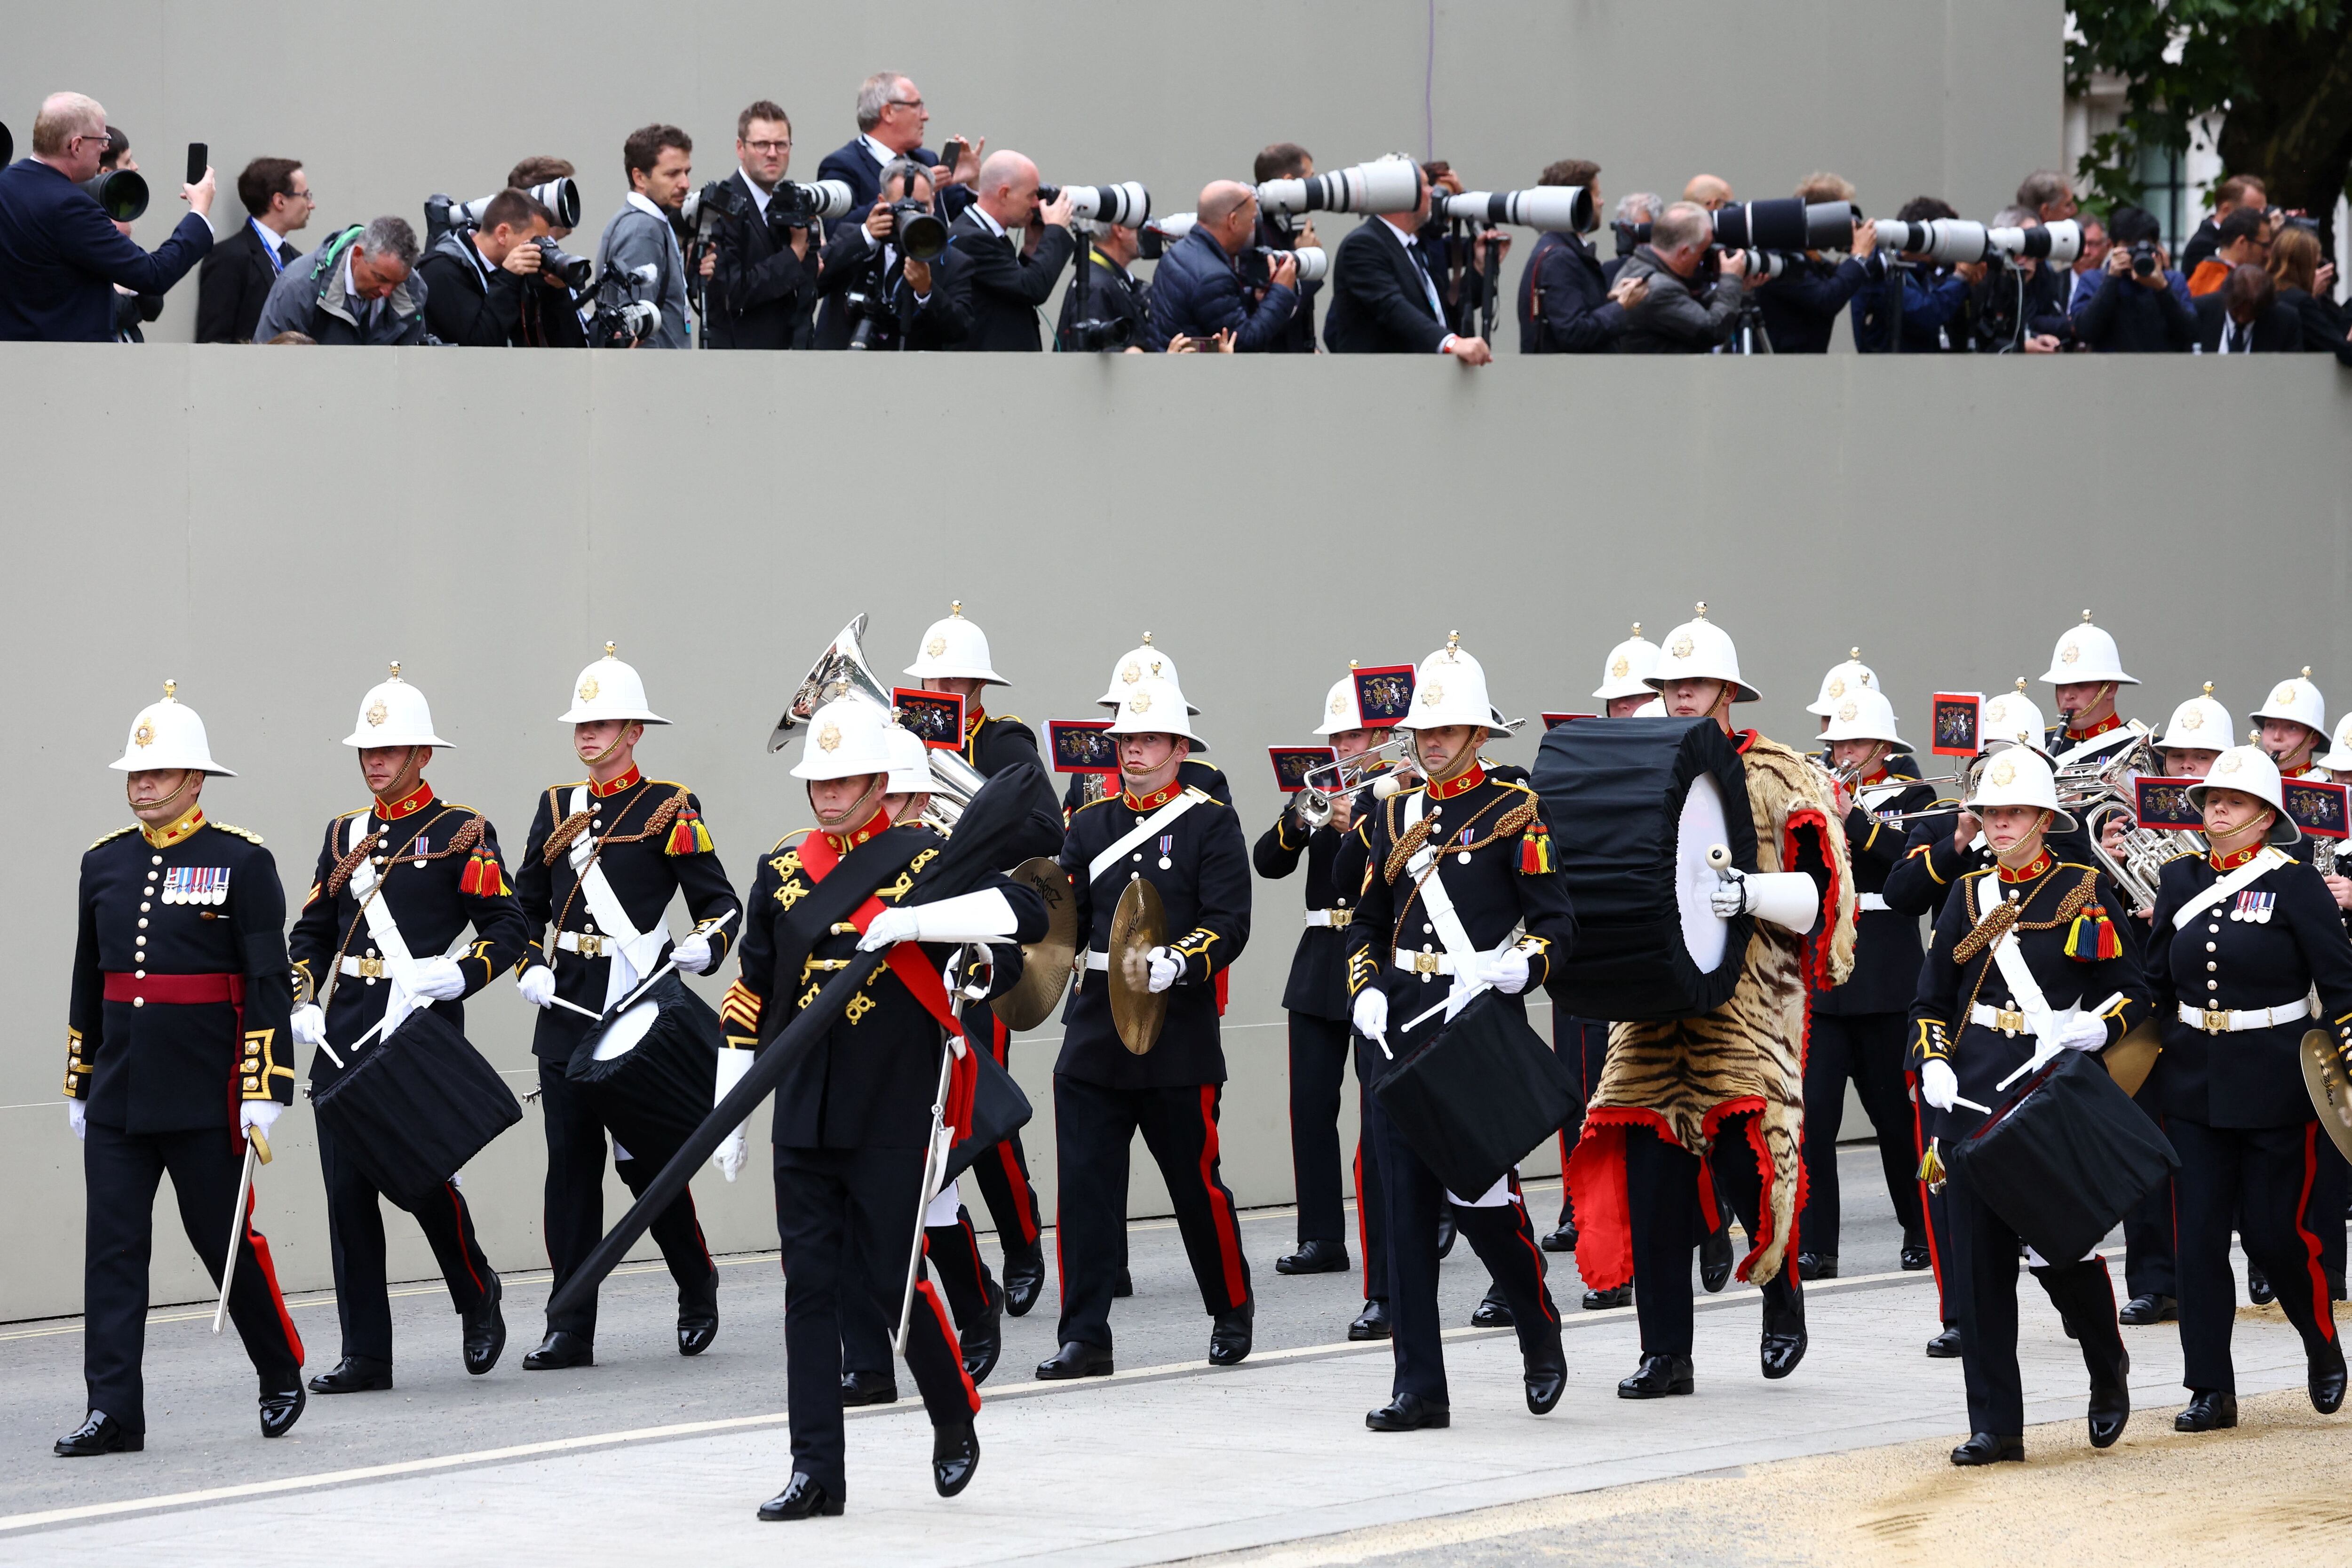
[706,169,818,350]
[196,220,299,342]
[815,139,937,223]
[2193,291,2304,353]
[947,210,1073,351]
[0,159,212,342]
[1323,216,1448,355]
[1518,229,1625,354]
[810,221,973,350]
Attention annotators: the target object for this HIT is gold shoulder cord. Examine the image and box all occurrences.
[547,788,691,939]
[319,807,478,1007]
[1953,868,2098,1022]
[1385,793,1534,949]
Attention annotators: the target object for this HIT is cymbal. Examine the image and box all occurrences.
[2302,1029,2352,1165]
[1108,878,1167,1056]
[2102,1019,2163,1099]
[991,858,1078,1033]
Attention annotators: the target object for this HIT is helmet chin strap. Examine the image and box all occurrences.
[373,746,425,806]
[814,773,886,833]
[128,769,197,820]
[580,724,637,768]
[2206,809,2274,855]
[1991,810,2052,868]
[1414,730,1478,784]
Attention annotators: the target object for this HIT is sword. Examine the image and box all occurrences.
[894,1031,963,1356]
[212,1127,272,1335]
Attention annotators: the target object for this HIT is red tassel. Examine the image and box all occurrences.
[1519,822,1552,875]
[945,1037,978,1143]
[459,855,483,897]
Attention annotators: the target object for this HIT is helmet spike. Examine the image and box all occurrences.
[1850,647,1861,660]
[1630,621,1641,637]
[1349,658,1359,669]
[604,640,616,659]
[950,600,962,618]
[389,661,403,681]
[1141,631,1152,646]
[2081,608,2094,623]
[162,679,177,702]
[1446,630,1460,649]
[2202,681,2215,697]
[2014,677,2027,693]
[2303,666,2313,679]
[1694,601,1708,618]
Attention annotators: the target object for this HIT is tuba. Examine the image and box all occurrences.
[769,614,992,835]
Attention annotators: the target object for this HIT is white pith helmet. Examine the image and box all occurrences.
[2316,712,2352,774]
[1964,744,2078,833]
[1593,622,1660,701]
[2040,609,2137,687]
[1105,675,1208,749]
[1819,687,1909,750]
[342,662,454,748]
[558,641,668,725]
[790,697,899,780]
[1980,680,2048,754]
[111,680,236,776]
[2187,745,2302,844]
[2156,683,2232,754]
[903,601,1007,686]
[1097,632,1199,715]
[1398,633,1507,734]
[1807,647,1878,717]
[2250,667,2327,739]
[1645,603,1761,703]
[884,724,933,795]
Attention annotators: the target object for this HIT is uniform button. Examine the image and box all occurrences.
[140,901,151,912]
[137,918,148,929]
[134,969,145,979]
[132,996,144,1008]
[2208,980,2219,991]
[1132,852,1142,861]
[584,923,596,934]
[1422,923,1433,934]
[2207,961,2218,971]
[151,856,162,866]
[1130,871,1140,881]
[2206,942,2216,952]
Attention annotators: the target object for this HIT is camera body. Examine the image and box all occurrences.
[680,176,854,251]
[587,299,661,348]
[2128,239,2160,277]
[530,237,595,291]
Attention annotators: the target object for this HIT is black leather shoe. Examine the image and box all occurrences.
[1541,1220,1578,1254]
[1435,1210,1458,1260]
[1950,1432,2025,1465]
[2248,1264,2275,1306]
[1208,1303,1254,1366]
[2310,1338,2347,1415]
[2118,1293,2177,1326]
[1700,1227,1734,1294]
[1365,1392,1450,1431]
[1582,1284,1632,1311]
[2174,1389,2238,1432]
[1761,1328,1808,1380]
[308,1354,394,1393]
[1525,1336,1568,1416]
[54,1411,142,1457]
[1926,1326,1962,1359]
[1276,1238,1350,1275]
[839,1369,899,1406]
[756,1473,843,1521]
[1035,1341,1114,1380]
[1796,1251,1837,1281]
[1001,1247,1044,1318]
[522,1331,594,1371]
[1112,1268,1133,1298]
[1469,1288,1514,1329]
[932,1422,980,1497]
[1901,1243,1932,1273]
[2088,1374,2130,1449]
[1617,1353,1695,1398]
[258,1385,305,1439]
[463,1270,507,1375]
[961,1283,1003,1386]
[677,1309,718,1359]
[1348,1300,1391,1341]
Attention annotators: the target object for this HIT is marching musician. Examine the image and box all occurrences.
[287,666,525,1393]
[1910,744,2150,1465]
[2144,744,2352,1432]
[1346,635,1575,1432]
[1062,635,1234,817]
[1800,687,1933,1281]
[57,685,307,1456]
[1568,606,1855,1401]
[1805,648,1880,735]
[727,697,1048,1520]
[1040,673,1256,1379]
[2251,669,2329,780]
[512,646,739,1371]
[2042,611,2145,770]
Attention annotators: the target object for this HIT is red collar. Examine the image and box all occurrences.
[2066,712,2123,741]
[963,707,987,740]
[1996,848,2053,883]
[588,765,642,799]
[1425,764,1486,801]
[375,781,435,821]
[2210,844,2264,872]
[140,804,206,849]
[1734,729,1760,755]
[1123,780,1185,812]
[1859,767,1892,787]
[822,804,895,855]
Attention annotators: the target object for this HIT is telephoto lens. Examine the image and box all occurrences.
[1442,186,1594,232]
[1986,218,2082,266]
[458,177,580,231]
[785,179,856,224]
[1141,212,1197,258]
[1284,245,1329,285]
[530,238,595,290]
[1257,157,1421,217]
[1043,182,1151,228]
[892,202,950,262]
[1875,218,1993,265]
[80,168,149,223]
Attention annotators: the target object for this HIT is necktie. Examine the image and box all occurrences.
[1407,241,1445,321]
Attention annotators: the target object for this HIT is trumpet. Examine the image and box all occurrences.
[1296,733,1417,829]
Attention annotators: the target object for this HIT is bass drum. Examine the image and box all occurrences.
[1531,716,1757,1020]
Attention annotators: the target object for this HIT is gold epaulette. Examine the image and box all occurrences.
[89,825,136,850]
[211,822,264,844]
[1073,793,1121,817]
[2161,849,2201,864]
[770,828,817,852]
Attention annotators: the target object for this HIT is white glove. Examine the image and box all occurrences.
[410,956,467,1002]
[857,906,922,952]
[239,1099,284,1136]
[711,1047,756,1183]
[67,1100,87,1141]
[1919,1058,1960,1112]
[1145,947,1182,994]
[1352,987,1389,1045]
[1474,946,1531,995]
[517,965,557,1008]
[290,1003,326,1047]
[1708,869,1752,918]
[2059,1015,2109,1052]
[670,930,715,974]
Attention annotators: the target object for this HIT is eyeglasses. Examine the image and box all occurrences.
[745,140,791,154]
[886,97,925,111]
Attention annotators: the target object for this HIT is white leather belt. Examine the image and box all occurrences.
[556,931,615,958]
[1857,893,1891,912]
[1303,908,1354,929]
[1393,949,1459,978]
[2177,999,2314,1034]
[339,955,389,979]
[1084,950,1110,971]
[1969,1001,2080,1037]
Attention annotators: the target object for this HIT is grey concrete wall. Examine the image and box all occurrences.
[2,0,2062,344]
[1,346,2347,1321]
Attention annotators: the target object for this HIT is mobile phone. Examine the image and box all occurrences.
[938,138,966,174]
[186,142,207,185]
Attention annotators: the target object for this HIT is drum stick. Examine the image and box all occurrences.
[1952,1095,1992,1114]
[601,909,744,1022]
[548,995,602,1020]
[211,1131,266,1335]
[1403,980,1490,1035]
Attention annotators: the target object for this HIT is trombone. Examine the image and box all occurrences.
[1296,733,1416,828]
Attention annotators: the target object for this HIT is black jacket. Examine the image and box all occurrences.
[811,140,973,239]
[196,220,299,342]
[1057,248,1151,350]
[2192,291,2305,353]
[1252,804,1360,1020]
[2177,216,2223,279]
[417,227,531,347]
[953,712,1068,864]
[1324,216,1449,354]
[1615,247,1742,353]
[1062,756,1232,818]
[1518,229,1624,354]
[1815,763,1933,1015]
[706,170,818,350]
[2072,269,2193,353]
[1849,263,1970,353]
[810,221,973,350]
[947,210,1073,351]
[2279,286,2349,355]
[1756,253,1874,353]
[1144,225,1295,351]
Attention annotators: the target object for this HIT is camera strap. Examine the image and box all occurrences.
[308,226,364,284]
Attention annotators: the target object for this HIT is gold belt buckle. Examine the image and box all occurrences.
[355,956,384,979]
[574,933,605,958]
[1411,952,1445,975]
[1994,1007,2025,1036]
[2204,1007,2231,1035]
[1328,909,1352,928]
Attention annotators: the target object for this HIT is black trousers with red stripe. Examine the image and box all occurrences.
[1289,1012,1353,1245]
[1053,1075,1252,1351]
[961,1005,1044,1262]
[316,1115,494,1364]
[1910,1076,1958,1328]
[1624,1116,1804,1358]
[1800,1012,1924,1257]
[2171,1116,2340,1393]
[1551,1016,1611,1229]
[775,1143,976,1493]
[841,1207,997,1378]
[537,1063,715,1342]
[1354,1034,1391,1304]
[83,1121,304,1434]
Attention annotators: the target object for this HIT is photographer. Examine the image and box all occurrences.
[811,159,970,351]
[2014,169,2078,224]
[815,73,978,238]
[418,188,556,347]
[1414,160,1507,336]
[251,215,427,344]
[1754,172,1879,354]
[1616,200,1758,353]
[2071,204,2192,353]
[1848,197,1974,352]
[1962,207,2069,354]
[704,101,818,350]
[2269,226,2345,352]
[1323,166,1491,363]
[947,151,1073,351]
[2064,214,2109,314]
[197,157,310,342]
[1056,219,1148,352]
[1518,159,1646,354]
[0,92,215,343]
[1246,143,1320,352]
[95,128,164,343]
[1144,181,1297,352]
[1605,192,1666,285]
[2193,263,2303,353]
[594,124,693,349]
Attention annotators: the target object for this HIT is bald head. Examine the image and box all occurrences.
[975,149,1041,228]
[1199,180,1258,255]
[1683,174,1733,210]
[33,92,109,179]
